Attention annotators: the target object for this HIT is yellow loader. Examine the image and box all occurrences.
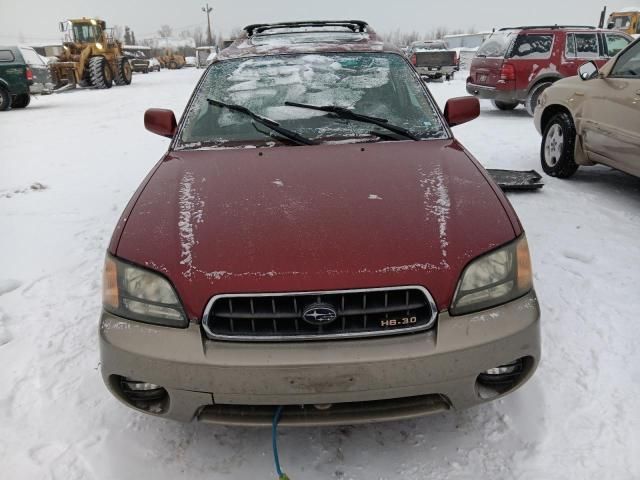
[51,18,132,90]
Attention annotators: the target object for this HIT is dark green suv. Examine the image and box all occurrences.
[0,46,33,111]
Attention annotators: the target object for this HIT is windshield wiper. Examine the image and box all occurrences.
[284,101,419,141]
[207,99,317,146]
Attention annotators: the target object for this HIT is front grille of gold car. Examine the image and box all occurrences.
[202,286,438,342]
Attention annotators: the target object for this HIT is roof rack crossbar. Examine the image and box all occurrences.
[244,20,369,36]
[499,25,597,31]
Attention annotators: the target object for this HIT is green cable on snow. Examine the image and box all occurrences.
[272,406,290,479]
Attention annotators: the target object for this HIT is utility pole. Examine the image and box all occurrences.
[202,3,213,46]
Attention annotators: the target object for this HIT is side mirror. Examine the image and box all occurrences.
[144,108,177,138]
[444,96,480,127]
[578,61,599,81]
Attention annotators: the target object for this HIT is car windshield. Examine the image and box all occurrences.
[73,24,99,43]
[476,31,517,57]
[177,53,447,149]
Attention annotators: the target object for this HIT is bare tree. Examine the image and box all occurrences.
[158,25,173,38]
[429,26,449,40]
[192,27,204,47]
[112,25,124,41]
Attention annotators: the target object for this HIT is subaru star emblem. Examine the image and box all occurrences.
[302,304,338,326]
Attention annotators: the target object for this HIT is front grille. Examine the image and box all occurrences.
[203,286,438,342]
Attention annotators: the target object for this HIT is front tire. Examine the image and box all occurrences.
[0,88,10,111]
[541,112,579,178]
[89,56,113,89]
[168,61,178,70]
[11,93,30,108]
[114,57,132,85]
[526,81,553,116]
[492,100,519,111]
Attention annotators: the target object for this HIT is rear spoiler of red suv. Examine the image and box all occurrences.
[244,20,370,36]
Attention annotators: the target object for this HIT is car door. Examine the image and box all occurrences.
[564,32,608,74]
[581,40,640,176]
[0,49,27,94]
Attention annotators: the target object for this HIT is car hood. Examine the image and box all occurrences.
[114,140,518,319]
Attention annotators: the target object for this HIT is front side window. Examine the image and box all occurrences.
[510,34,554,59]
[574,33,600,58]
[178,53,447,149]
[610,41,640,77]
[605,34,631,57]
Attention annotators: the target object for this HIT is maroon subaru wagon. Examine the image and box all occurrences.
[100,20,541,426]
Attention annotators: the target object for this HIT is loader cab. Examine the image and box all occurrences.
[60,19,107,45]
[607,11,640,36]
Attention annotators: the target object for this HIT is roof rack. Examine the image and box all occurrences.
[499,25,597,31]
[244,20,369,37]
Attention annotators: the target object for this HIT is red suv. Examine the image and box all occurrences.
[467,25,632,115]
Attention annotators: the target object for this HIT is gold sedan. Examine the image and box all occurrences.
[534,38,640,178]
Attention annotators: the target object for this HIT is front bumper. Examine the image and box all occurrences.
[100,291,541,426]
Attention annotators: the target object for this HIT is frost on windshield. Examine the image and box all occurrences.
[179,53,446,148]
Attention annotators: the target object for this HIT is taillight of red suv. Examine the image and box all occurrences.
[499,63,516,82]
[410,54,417,66]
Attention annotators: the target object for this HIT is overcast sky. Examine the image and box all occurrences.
[0,0,614,43]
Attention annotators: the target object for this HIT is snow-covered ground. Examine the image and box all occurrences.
[1,69,640,479]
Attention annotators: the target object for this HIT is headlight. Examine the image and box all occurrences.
[96,42,103,50]
[450,236,533,316]
[102,255,188,327]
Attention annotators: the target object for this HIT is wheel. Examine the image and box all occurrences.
[114,57,132,85]
[143,68,149,74]
[11,93,30,108]
[492,100,519,111]
[89,56,113,89]
[526,81,553,116]
[446,72,455,81]
[0,88,10,111]
[541,112,579,178]
[168,61,178,70]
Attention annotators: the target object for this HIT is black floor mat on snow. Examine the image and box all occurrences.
[487,169,544,191]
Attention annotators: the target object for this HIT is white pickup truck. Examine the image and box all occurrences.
[407,40,459,81]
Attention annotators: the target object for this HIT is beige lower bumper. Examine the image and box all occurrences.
[99,291,540,426]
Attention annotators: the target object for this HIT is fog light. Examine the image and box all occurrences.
[479,359,524,386]
[484,364,519,376]
[122,380,162,391]
[119,377,168,413]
